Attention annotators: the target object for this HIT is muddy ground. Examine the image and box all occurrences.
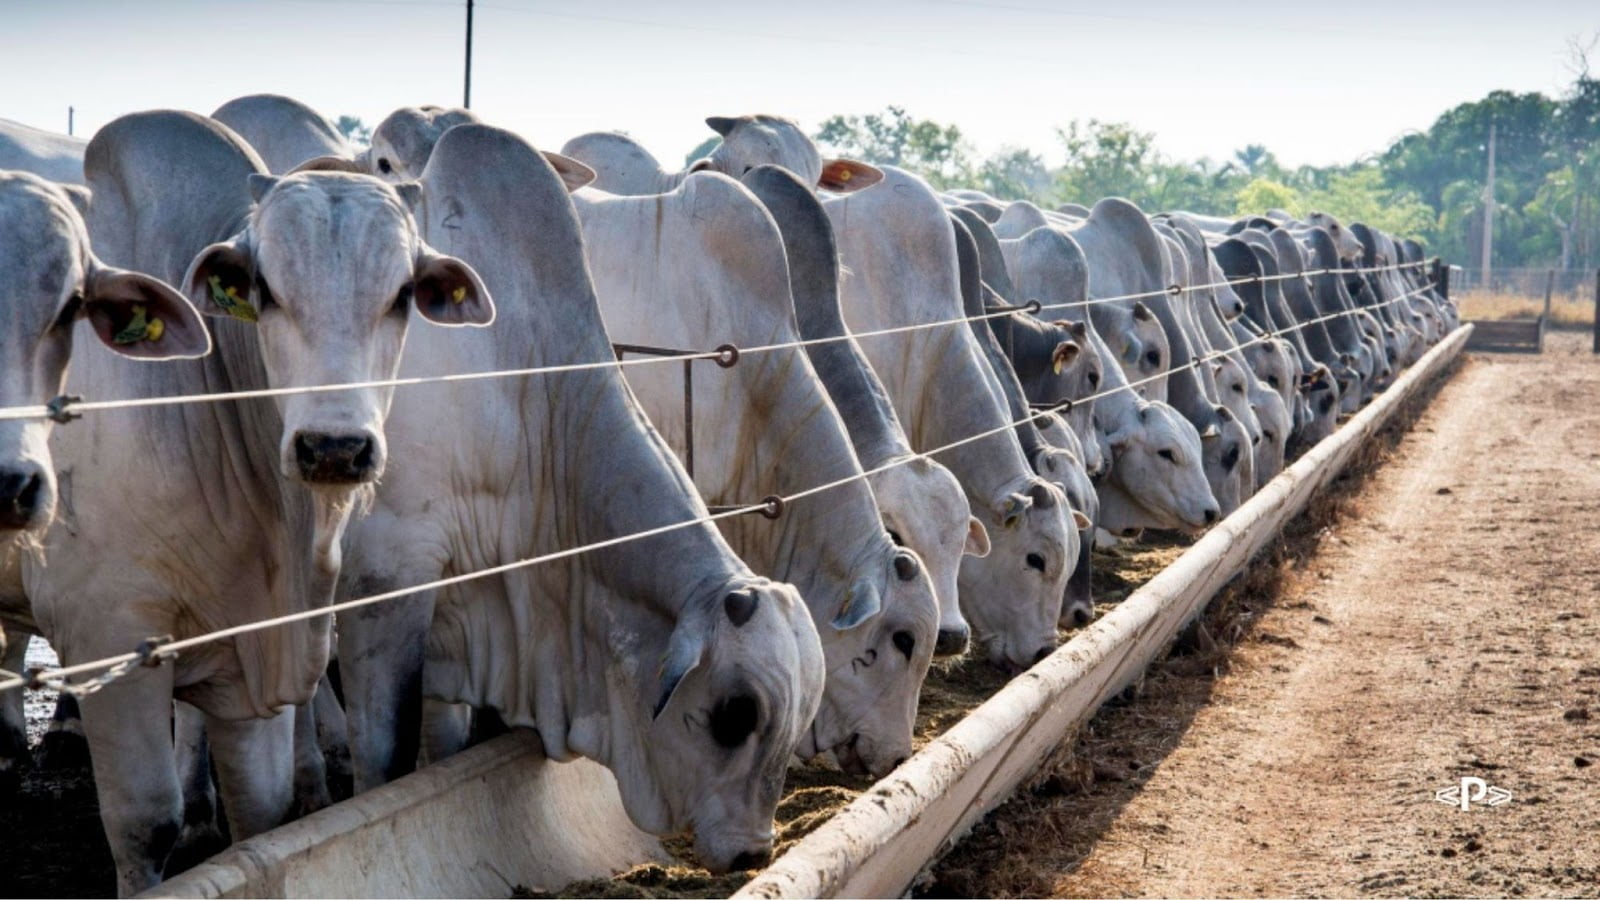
[927,330,1600,898]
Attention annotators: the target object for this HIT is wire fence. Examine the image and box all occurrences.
[0,264,1442,697]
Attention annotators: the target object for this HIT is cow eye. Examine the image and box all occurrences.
[377,157,393,175]
[1158,448,1176,463]
[1087,371,1100,387]
[1144,350,1161,367]
[1232,383,1245,394]
[892,630,915,660]
[54,292,83,331]
[1266,375,1280,388]
[709,695,759,749]
[1025,552,1046,572]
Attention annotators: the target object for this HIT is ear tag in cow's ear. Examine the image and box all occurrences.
[208,275,258,323]
[112,305,163,345]
[836,168,852,183]
[451,285,467,304]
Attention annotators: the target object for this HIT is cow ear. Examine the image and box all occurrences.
[706,116,739,136]
[831,579,883,630]
[60,184,92,218]
[687,157,715,173]
[819,158,883,193]
[1132,301,1154,322]
[287,155,364,175]
[652,626,706,720]
[1052,340,1080,375]
[1200,423,1222,440]
[964,516,991,558]
[247,174,280,204]
[413,251,494,327]
[1071,509,1092,531]
[184,241,258,323]
[995,492,1032,530]
[83,263,212,360]
[540,151,596,192]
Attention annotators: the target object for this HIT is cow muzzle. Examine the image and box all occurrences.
[0,464,48,533]
[291,430,383,485]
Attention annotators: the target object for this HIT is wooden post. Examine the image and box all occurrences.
[1539,269,1553,352]
[1592,268,1599,354]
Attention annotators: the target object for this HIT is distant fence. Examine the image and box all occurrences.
[1452,268,1593,302]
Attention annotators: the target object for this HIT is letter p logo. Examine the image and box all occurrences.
[1459,776,1488,811]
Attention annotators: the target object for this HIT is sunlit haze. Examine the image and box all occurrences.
[5,0,1597,167]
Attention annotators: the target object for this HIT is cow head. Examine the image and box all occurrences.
[958,477,1075,672]
[871,454,987,658]
[183,172,492,490]
[643,579,824,873]
[1027,443,1095,627]
[794,533,939,779]
[1103,401,1220,533]
[694,114,883,194]
[0,173,208,540]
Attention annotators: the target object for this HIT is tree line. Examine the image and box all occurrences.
[798,67,1599,272]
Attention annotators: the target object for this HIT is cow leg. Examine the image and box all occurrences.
[205,707,295,841]
[172,701,221,851]
[312,672,352,801]
[292,699,331,817]
[0,635,31,795]
[339,591,434,793]
[39,692,90,769]
[420,699,471,765]
[79,666,182,896]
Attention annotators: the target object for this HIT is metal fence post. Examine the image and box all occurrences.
[1593,269,1600,354]
[1539,269,1553,352]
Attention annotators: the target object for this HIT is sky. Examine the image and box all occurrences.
[3,0,1596,170]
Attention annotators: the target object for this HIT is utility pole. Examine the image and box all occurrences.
[1481,119,1496,289]
[463,0,474,109]
[67,106,74,136]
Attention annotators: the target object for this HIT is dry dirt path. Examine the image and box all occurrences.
[933,331,1600,898]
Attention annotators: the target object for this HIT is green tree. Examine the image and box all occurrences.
[976,147,1051,201]
[1234,178,1301,217]
[685,135,720,167]
[336,115,371,149]
[814,106,973,188]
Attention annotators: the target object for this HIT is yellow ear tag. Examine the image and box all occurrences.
[1053,357,1065,375]
[837,168,852,182]
[451,285,467,304]
[112,304,152,344]
[145,318,165,342]
[208,275,259,323]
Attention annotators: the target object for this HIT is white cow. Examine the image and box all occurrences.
[573,171,939,779]
[741,165,986,659]
[333,123,825,873]
[20,109,490,895]
[0,171,209,790]
[0,118,87,185]
[562,113,879,197]
[211,94,353,175]
[824,167,1076,672]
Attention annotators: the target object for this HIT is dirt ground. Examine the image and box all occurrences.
[929,330,1600,898]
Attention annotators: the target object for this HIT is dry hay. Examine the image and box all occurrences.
[1456,289,1594,328]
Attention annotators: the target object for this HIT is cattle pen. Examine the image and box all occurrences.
[123,325,1472,899]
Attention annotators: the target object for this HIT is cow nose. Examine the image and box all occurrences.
[1203,507,1219,525]
[1032,644,1056,664]
[293,431,379,484]
[728,848,772,871]
[934,625,970,658]
[1071,605,1093,627]
[0,467,45,529]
